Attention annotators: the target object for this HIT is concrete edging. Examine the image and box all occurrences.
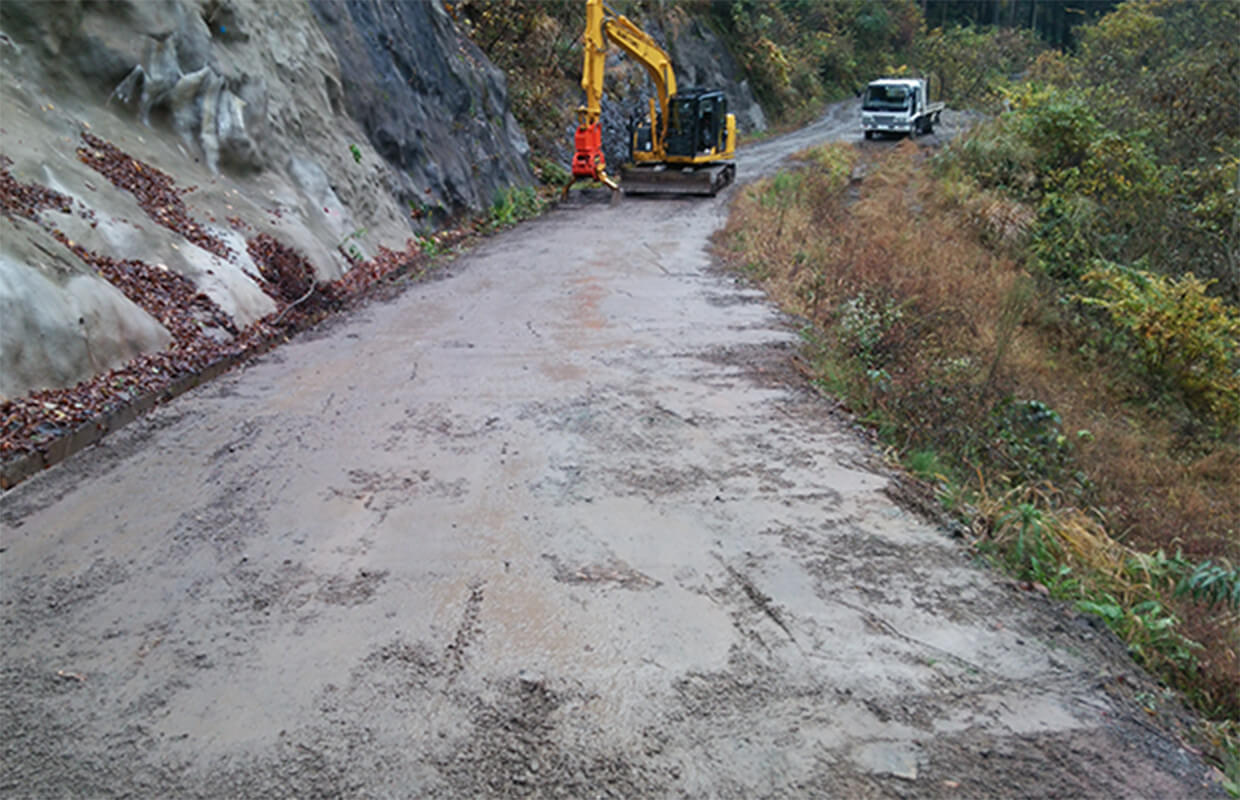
[0,332,286,491]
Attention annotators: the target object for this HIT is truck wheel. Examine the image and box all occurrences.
[864,130,872,140]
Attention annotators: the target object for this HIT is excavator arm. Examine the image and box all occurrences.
[579,1,675,129]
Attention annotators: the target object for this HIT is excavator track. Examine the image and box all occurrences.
[619,162,735,197]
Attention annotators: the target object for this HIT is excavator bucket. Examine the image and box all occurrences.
[620,163,735,197]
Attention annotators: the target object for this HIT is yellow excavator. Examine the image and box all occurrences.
[567,0,736,197]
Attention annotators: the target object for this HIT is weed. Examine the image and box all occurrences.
[836,292,903,367]
[996,502,1063,585]
[337,227,367,263]
[906,448,943,480]
[349,143,362,164]
[487,185,543,230]
[1177,561,1240,612]
[533,157,570,187]
[1079,263,1240,429]
[416,234,444,256]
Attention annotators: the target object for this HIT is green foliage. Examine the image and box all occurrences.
[1008,86,1101,177]
[727,136,1240,723]
[917,24,1043,109]
[337,227,367,262]
[1215,725,1240,798]
[702,0,923,121]
[415,234,444,256]
[949,116,1038,197]
[762,170,803,207]
[1077,595,1201,668]
[998,503,1062,581]
[1081,264,1240,428]
[455,0,581,155]
[953,86,1165,279]
[349,144,363,164]
[986,398,1080,485]
[923,0,1116,48]
[533,156,571,187]
[487,185,543,230]
[1029,192,1096,280]
[1176,561,1240,612]
[906,448,946,480]
[1021,1,1238,297]
[835,292,902,367]
[1075,1,1165,85]
[794,141,856,183]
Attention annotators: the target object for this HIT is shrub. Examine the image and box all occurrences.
[916,24,1043,109]
[488,186,543,229]
[1081,263,1240,428]
[1007,85,1103,180]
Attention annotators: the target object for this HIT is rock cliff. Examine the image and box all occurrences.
[0,0,532,402]
[308,0,532,224]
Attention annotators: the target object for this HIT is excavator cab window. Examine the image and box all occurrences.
[699,97,715,151]
[671,98,695,134]
[665,96,700,158]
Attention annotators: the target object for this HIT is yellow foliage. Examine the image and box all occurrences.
[1082,265,1240,428]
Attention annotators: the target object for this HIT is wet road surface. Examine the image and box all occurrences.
[0,102,1223,797]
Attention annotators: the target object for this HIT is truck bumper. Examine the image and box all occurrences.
[863,122,912,134]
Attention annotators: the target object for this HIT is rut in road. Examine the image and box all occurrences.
[0,102,1223,798]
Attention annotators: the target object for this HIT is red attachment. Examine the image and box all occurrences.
[571,122,605,180]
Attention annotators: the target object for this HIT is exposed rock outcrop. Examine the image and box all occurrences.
[0,0,533,401]
[666,18,767,135]
[308,0,533,223]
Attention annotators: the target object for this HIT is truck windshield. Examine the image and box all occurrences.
[863,86,911,111]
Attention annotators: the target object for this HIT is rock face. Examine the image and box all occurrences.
[308,0,533,223]
[0,221,173,401]
[0,0,533,401]
[666,18,767,135]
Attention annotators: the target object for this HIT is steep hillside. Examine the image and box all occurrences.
[0,0,531,405]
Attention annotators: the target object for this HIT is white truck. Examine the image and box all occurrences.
[860,77,944,139]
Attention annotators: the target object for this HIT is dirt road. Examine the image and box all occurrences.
[1,103,1222,798]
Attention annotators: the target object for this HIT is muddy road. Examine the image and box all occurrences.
[0,103,1222,798]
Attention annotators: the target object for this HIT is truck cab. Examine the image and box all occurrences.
[861,78,943,139]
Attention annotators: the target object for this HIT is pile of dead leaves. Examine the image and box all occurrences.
[76,133,233,260]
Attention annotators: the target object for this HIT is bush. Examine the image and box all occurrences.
[1081,263,1240,428]
[488,186,543,229]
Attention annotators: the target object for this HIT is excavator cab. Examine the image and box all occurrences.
[630,89,729,161]
[665,90,728,158]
